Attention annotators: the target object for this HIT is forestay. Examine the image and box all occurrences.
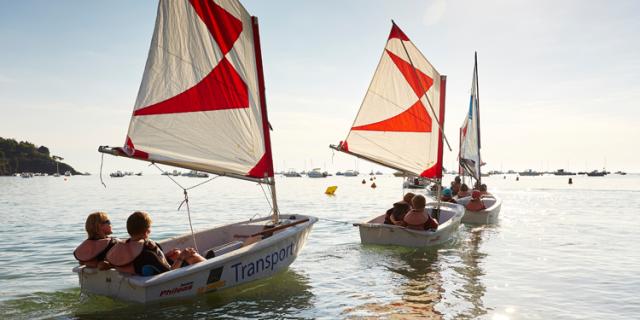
[335,22,445,179]
[122,0,273,180]
[459,53,481,180]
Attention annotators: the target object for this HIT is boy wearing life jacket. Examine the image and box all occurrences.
[403,195,439,231]
[73,211,119,270]
[384,192,415,226]
[107,211,204,276]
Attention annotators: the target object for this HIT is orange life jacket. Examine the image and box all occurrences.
[73,238,113,267]
[106,239,145,274]
[465,199,486,212]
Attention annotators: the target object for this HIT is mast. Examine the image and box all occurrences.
[475,52,482,185]
[252,16,279,224]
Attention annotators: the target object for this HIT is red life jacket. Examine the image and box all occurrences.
[106,239,145,274]
[73,238,113,267]
[465,199,487,212]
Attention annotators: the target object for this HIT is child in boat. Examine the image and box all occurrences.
[440,188,457,203]
[403,195,439,231]
[107,211,205,276]
[457,184,471,198]
[74,211,119,270]
[465,190,487,212]
[479,184,492,197]
[384,192,415,226]
[451,176,462,195]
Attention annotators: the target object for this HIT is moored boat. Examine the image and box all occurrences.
[75,0,316,302]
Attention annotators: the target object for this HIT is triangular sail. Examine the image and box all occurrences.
[121,0,273,180]
[459,53,481,181]
[335,22,445,179]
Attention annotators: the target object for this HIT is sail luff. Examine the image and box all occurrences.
[475,52,482,183]
[251,15,279,222]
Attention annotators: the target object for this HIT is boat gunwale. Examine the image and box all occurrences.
[355,202,464,235]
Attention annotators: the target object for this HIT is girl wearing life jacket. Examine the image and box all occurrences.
[403,195,439,231]
[73,211,119,269]
[107,211,204,276]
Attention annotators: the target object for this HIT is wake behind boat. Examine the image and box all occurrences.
[74,0,316,302]
[331,22,463,248]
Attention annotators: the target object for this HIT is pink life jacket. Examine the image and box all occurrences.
[106,239,145,274]
[73,238,113,267]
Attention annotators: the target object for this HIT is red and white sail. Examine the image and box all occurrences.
[122,0,273,179]
[336,22,446,178]
[459,53,481,181]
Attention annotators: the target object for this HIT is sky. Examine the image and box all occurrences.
[1,0,639,174]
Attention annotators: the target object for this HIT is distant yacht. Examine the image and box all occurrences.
[283,169,302,177]
[110,170,125,178]
[553,169,576,176]
[343,170,359,177]
[307,168,327,178]
[518,169,542,176]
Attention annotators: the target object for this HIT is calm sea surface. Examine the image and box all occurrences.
[0,173,639,319]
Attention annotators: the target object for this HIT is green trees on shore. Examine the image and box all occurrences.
[0,137,78,176]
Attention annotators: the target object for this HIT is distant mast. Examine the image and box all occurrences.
[459,52,481,185]
[331,21,447,181]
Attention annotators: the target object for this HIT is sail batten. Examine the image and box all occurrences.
[121,0,273,179]
[337,22,445,178]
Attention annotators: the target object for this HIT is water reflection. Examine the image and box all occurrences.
[343,246,443,319]
[443,226,490,319]
[0,269,314,320]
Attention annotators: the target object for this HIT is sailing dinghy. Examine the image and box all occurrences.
[457,52,501,224]
[330,22,463,248]
[73,0,316,303]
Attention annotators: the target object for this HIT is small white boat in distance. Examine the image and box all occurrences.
[355,202,464,247]
[343,170,359,177]
[74,215,315,303]
[456,195,502,224]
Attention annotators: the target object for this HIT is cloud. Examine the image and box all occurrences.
[423,0,447,26]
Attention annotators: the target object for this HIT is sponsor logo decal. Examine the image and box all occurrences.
[159,281,193,297]
[231,242,294,282]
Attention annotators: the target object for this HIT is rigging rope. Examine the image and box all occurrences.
[151,163,223,253]
[177,189,199,253]
[99,153,106,188]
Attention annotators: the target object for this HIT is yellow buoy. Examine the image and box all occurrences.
[325,186,338,195]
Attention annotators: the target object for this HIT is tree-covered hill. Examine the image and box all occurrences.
[0,137,78,176]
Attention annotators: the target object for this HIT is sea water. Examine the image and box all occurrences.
[0,173,638,319]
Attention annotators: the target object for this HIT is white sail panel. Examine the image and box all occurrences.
[341,23,443,178]
[124,0,271,178]
[460,59,480,180]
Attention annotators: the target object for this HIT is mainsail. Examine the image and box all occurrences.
[113,0,273,181]
[459,52,481,181]
[332,22,446,179]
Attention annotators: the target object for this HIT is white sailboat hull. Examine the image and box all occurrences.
[355,202,464,248]
[73,215,316,303]
[456,196,502,224]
